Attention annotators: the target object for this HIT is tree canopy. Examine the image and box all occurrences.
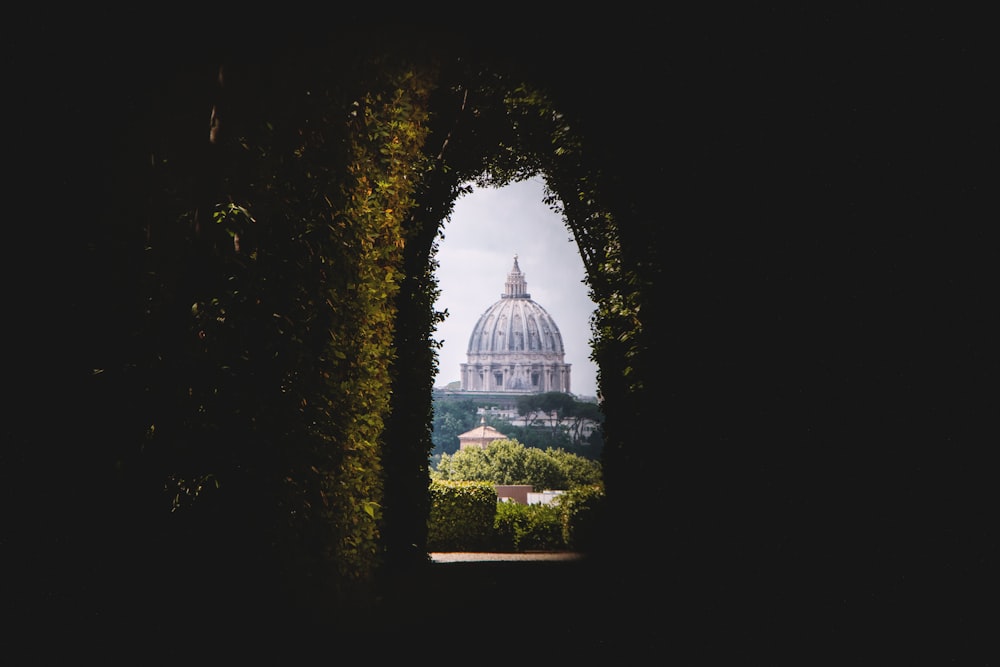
[432,438,603,490]
[431,392,603,462]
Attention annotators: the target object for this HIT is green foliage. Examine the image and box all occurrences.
[381,194,446,568]
[502,418,566,441]
[515,391,578,419]
[426,482,604,553]
[432,438,601,490]
[430,398,480,461]
[497,423,573,454]
[127,48,440,605]
[426,480,498,551]
[510,393,603,458]
[493,502,563,551]
[543,449,604,487]
[556,484,607,552]
[431,393,604,461]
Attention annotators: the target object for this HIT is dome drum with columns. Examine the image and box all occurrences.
[459,256,571,394]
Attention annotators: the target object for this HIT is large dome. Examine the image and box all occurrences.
[460,256,571,394]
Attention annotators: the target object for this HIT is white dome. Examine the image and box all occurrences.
[466,263,565,357]
[460,256,571,394]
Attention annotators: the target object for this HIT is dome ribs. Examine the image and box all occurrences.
[459,256,572,393]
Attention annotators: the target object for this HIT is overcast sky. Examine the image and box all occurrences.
[432,178,599,399]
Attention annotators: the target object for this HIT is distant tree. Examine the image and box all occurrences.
[431,393,603,464]
[522,447,565,489]
[545,449,604,487]
[430,399,479,461]
[480,439,528,484]
[432,446,491,483]
[507,392,603,458]
[516,391,577,428]
[501,423,572,452]
[567,401,603,446]
[432,438,601,490]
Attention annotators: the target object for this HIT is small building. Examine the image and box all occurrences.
[527,490,564,506]
[495,485,533,504]
[495,486,564,506]
[457,417,507,451]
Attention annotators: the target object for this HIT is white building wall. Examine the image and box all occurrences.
[527,490,564,506]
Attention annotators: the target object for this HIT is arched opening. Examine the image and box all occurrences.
[432,179,598,401]
[424,179,604,553]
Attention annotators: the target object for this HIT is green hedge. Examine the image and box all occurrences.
[427,480,497,551]
[494,502,563,551]
[428,481,606,552]
[557,484,607,551]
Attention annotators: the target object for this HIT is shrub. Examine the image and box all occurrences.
[427,480,497,551]
[493,501,564,551]
[556,484,606,552]
[427,480,605,553]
